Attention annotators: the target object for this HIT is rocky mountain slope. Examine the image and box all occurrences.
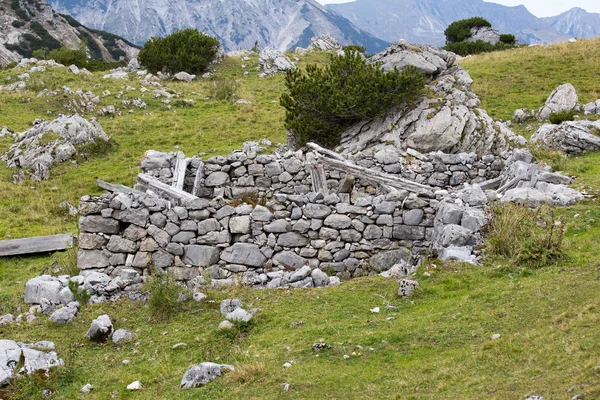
[0,0,138,67]
[542,7,600,39]
[48,0,389,53]
[327,0,571,46]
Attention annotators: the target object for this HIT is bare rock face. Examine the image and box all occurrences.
[1,115,110,181]
[465,26,502,45]
[531,120,600,154]
[307,35,341,52]
[259,48,296,77]
[338,42,517,156]
[538,83,579,121]
[368,40,456,76]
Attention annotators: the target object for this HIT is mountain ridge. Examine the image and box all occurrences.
[48,0,389,53]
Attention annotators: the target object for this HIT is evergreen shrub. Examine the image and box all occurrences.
[138,28,220,74]
[280,52,425,148]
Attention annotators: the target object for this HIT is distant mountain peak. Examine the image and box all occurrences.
[49,0,389,53]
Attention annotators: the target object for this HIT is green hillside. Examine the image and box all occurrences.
[1,41,600,399]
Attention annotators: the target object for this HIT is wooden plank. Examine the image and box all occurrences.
[310,164,329,195]
[192,161,205,197]
[137,173,199,204]
[97,179,146,195]
[317,156,434,196]
[0,234,74,257]
[172,152,189,191]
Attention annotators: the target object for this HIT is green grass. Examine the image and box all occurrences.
[1,45,600,399]
[460,38,600,120]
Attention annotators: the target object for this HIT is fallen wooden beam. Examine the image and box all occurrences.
[192,161,205,197]
[97,179,145,195]
[137,173,199,204]
[0,234,74,257]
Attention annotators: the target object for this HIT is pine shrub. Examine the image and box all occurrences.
[280,51,425,148]
[548,110,575,124]
[499,34,516,44]
[138,28,220,74]
[444,17,492,44]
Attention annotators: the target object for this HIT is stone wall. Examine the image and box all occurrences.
[77,186,441,288]
[138,142,504,200]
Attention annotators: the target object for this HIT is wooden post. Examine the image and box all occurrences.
[192,161,205,197]
[310,164,329,195]
[172,152,189,191]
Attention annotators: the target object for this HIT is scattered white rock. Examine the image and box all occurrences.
[180,362,234,388]
[80,383,93,393]
[127,380,143,390]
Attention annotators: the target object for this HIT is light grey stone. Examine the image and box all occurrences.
[290,265,312,282]
[112,329,134,344]
[78,233,108,250]
[220,243,266,267]
[220,299,243,317]
[273,251,307,269]
[538,83,578,121]
[229,216,251,234]
[24,276,62,304]
[205,171,230,187]
[226,308,253,322]
[303,204,332,219]
[324,214,352,229]
[180,362,234,389]
[311,268,328,287]
[398,279,419,298]
[86,314,113,343]
[79,216,119,234]
[403,209,424,226]
[251,205,273,222]
[107,236,138,253]
[277,232,310,247]
[183,245,220,267]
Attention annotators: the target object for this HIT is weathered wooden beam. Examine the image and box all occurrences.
[305,142,347,162]
[317,156,434,196]
[172,152,189,191]
[192,161,205,197]
[137,173,199,204]
[309,164,329,195]
[97,179,145,195]
[0,234,74,257]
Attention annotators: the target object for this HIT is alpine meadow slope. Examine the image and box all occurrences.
[0,36,599,400]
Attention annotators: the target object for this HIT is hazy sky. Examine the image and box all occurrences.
[317,0,600,18]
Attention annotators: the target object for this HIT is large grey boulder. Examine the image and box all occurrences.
[531,120,600,154]
[180,362,234,388]
[86,314,114,343]
[24,276,62,304]
[259,48,296,76]
[538,84,578,121]
[0,340,63,386]
[1,115,110,181]
[220,243,266,267]
[112,329,134,344]
[465,26,502,45]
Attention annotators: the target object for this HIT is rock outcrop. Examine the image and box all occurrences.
[538,83,578,121]
[465,26,502,44]
[0,340,63,386]
[338,41,518,156]
[531,120,600,154]
[307,35,341,52]
[1,115,110,181]
[258,48,296,77]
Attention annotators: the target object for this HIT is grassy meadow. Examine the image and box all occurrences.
[0,42,600,399]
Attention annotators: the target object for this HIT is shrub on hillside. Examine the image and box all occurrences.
[280,51,425,148]
[444,17,491,44]
[47,46,88,67]
[444,40,516,56]
[138,28,220,75]
[499,34,516,44]
[11,20,25,28]
[342,45,366,54]
[548,110,575,124]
